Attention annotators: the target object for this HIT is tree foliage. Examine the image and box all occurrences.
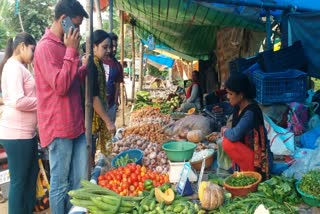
[0,0,16,50]
[19,0,56,40]
[0,0,55,49]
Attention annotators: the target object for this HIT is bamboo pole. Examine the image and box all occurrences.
[131,26,135,102]
[109,0,113,32]
[85,0,94,177]
[120,10,125,126]
[139,42,144,90]
[94,0,103,29]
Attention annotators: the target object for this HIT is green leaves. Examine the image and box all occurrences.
[0,0,55,44]
[18,0,55,40]
[300,170,320,197]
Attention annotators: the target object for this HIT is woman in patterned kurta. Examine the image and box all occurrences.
[91,30,116,155]
[221,73,272,180]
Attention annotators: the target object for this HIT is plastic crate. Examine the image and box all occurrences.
[229,56,258,74]
[258,41,307,73]
[252,69,307,105]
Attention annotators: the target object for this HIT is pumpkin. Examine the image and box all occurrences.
[187,107,196,115]
[198,181,224,210]
[155,187,175,205]
[187,130,203,143]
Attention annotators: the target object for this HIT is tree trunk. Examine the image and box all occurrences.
[85,0,94,178]
[120,10,125,126]
[131,26,135,102]
[94,0,103,29]
[139,42,144,90]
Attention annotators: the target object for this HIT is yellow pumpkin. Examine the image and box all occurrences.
[155,187,175,205]
[187,130,203,143]
[198,181,224,210]
[187,108,196,115]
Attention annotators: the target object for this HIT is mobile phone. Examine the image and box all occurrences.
[61,16,75,34]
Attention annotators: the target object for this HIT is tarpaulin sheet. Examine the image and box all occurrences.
[114,0,265,59]
[288,12,320,78]
[144,54,175,69]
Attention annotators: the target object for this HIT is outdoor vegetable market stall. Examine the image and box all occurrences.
[68,99,320,213]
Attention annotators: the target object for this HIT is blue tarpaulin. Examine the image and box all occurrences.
[144,54,175,69]
[288,12,320,79]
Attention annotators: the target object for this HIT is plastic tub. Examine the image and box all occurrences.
[296,181,320,207]
[162,141,196,162]
[111,149,144,168]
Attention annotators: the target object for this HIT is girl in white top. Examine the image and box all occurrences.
[0,32,38,214]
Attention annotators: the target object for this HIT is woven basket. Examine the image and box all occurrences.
[224,171,262,197]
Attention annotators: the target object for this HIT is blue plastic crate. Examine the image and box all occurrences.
[252,69,307,105]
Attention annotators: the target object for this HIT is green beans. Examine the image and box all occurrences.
[115,153,137,167]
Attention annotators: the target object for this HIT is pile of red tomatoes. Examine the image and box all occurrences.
[98,163,169,196]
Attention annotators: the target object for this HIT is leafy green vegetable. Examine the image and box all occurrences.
[300,170,320,197]
[257,175,301,204]
[225,175,258,187]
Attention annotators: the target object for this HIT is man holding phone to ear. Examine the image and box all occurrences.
[33,1,89,213]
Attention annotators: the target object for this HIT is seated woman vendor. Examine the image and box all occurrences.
[179,70,203,113]
[211,73,272,180]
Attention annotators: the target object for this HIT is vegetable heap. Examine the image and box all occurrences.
[225,174,258,187]
[69,180,203,214]
[300,170,320,198]
[98,163,169,196]
[211,175,301,214]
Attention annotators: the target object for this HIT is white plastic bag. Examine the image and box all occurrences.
[282,147,320,180]
[264,114,295,155]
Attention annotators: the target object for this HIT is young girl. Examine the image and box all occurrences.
[0,32,38,214]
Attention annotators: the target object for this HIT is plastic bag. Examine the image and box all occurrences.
[282,147,320,180]
[264,114,295,155]
[164,115,212,137]
[34,159,50,212]
[300,126,320,149]
[216,138,232,171]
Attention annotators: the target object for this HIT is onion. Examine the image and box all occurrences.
[149,152,157,159]
[156,166,163,173]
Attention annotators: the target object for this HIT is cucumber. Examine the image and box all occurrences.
[173,205,183,213]
[68,190,99,200]
[119,206,133,213]
[149,199,156,210]
[91,197,117,213]
[142,204,149,211]
[81,180,118,196]
[70,199,94,208]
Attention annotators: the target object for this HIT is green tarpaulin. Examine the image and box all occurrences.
[114,0,265,59]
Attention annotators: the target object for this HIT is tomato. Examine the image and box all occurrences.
[149,172,156,180]
[121,182,129,190]
[138,182,144,191]
[141,166,147,173]
[133,181,138,188]
[116,174,122,181]
[127,177,132,185]
[130,173,138,183]
[129,185,135,192]
[106,183,112,189]
[124,168,131,175]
